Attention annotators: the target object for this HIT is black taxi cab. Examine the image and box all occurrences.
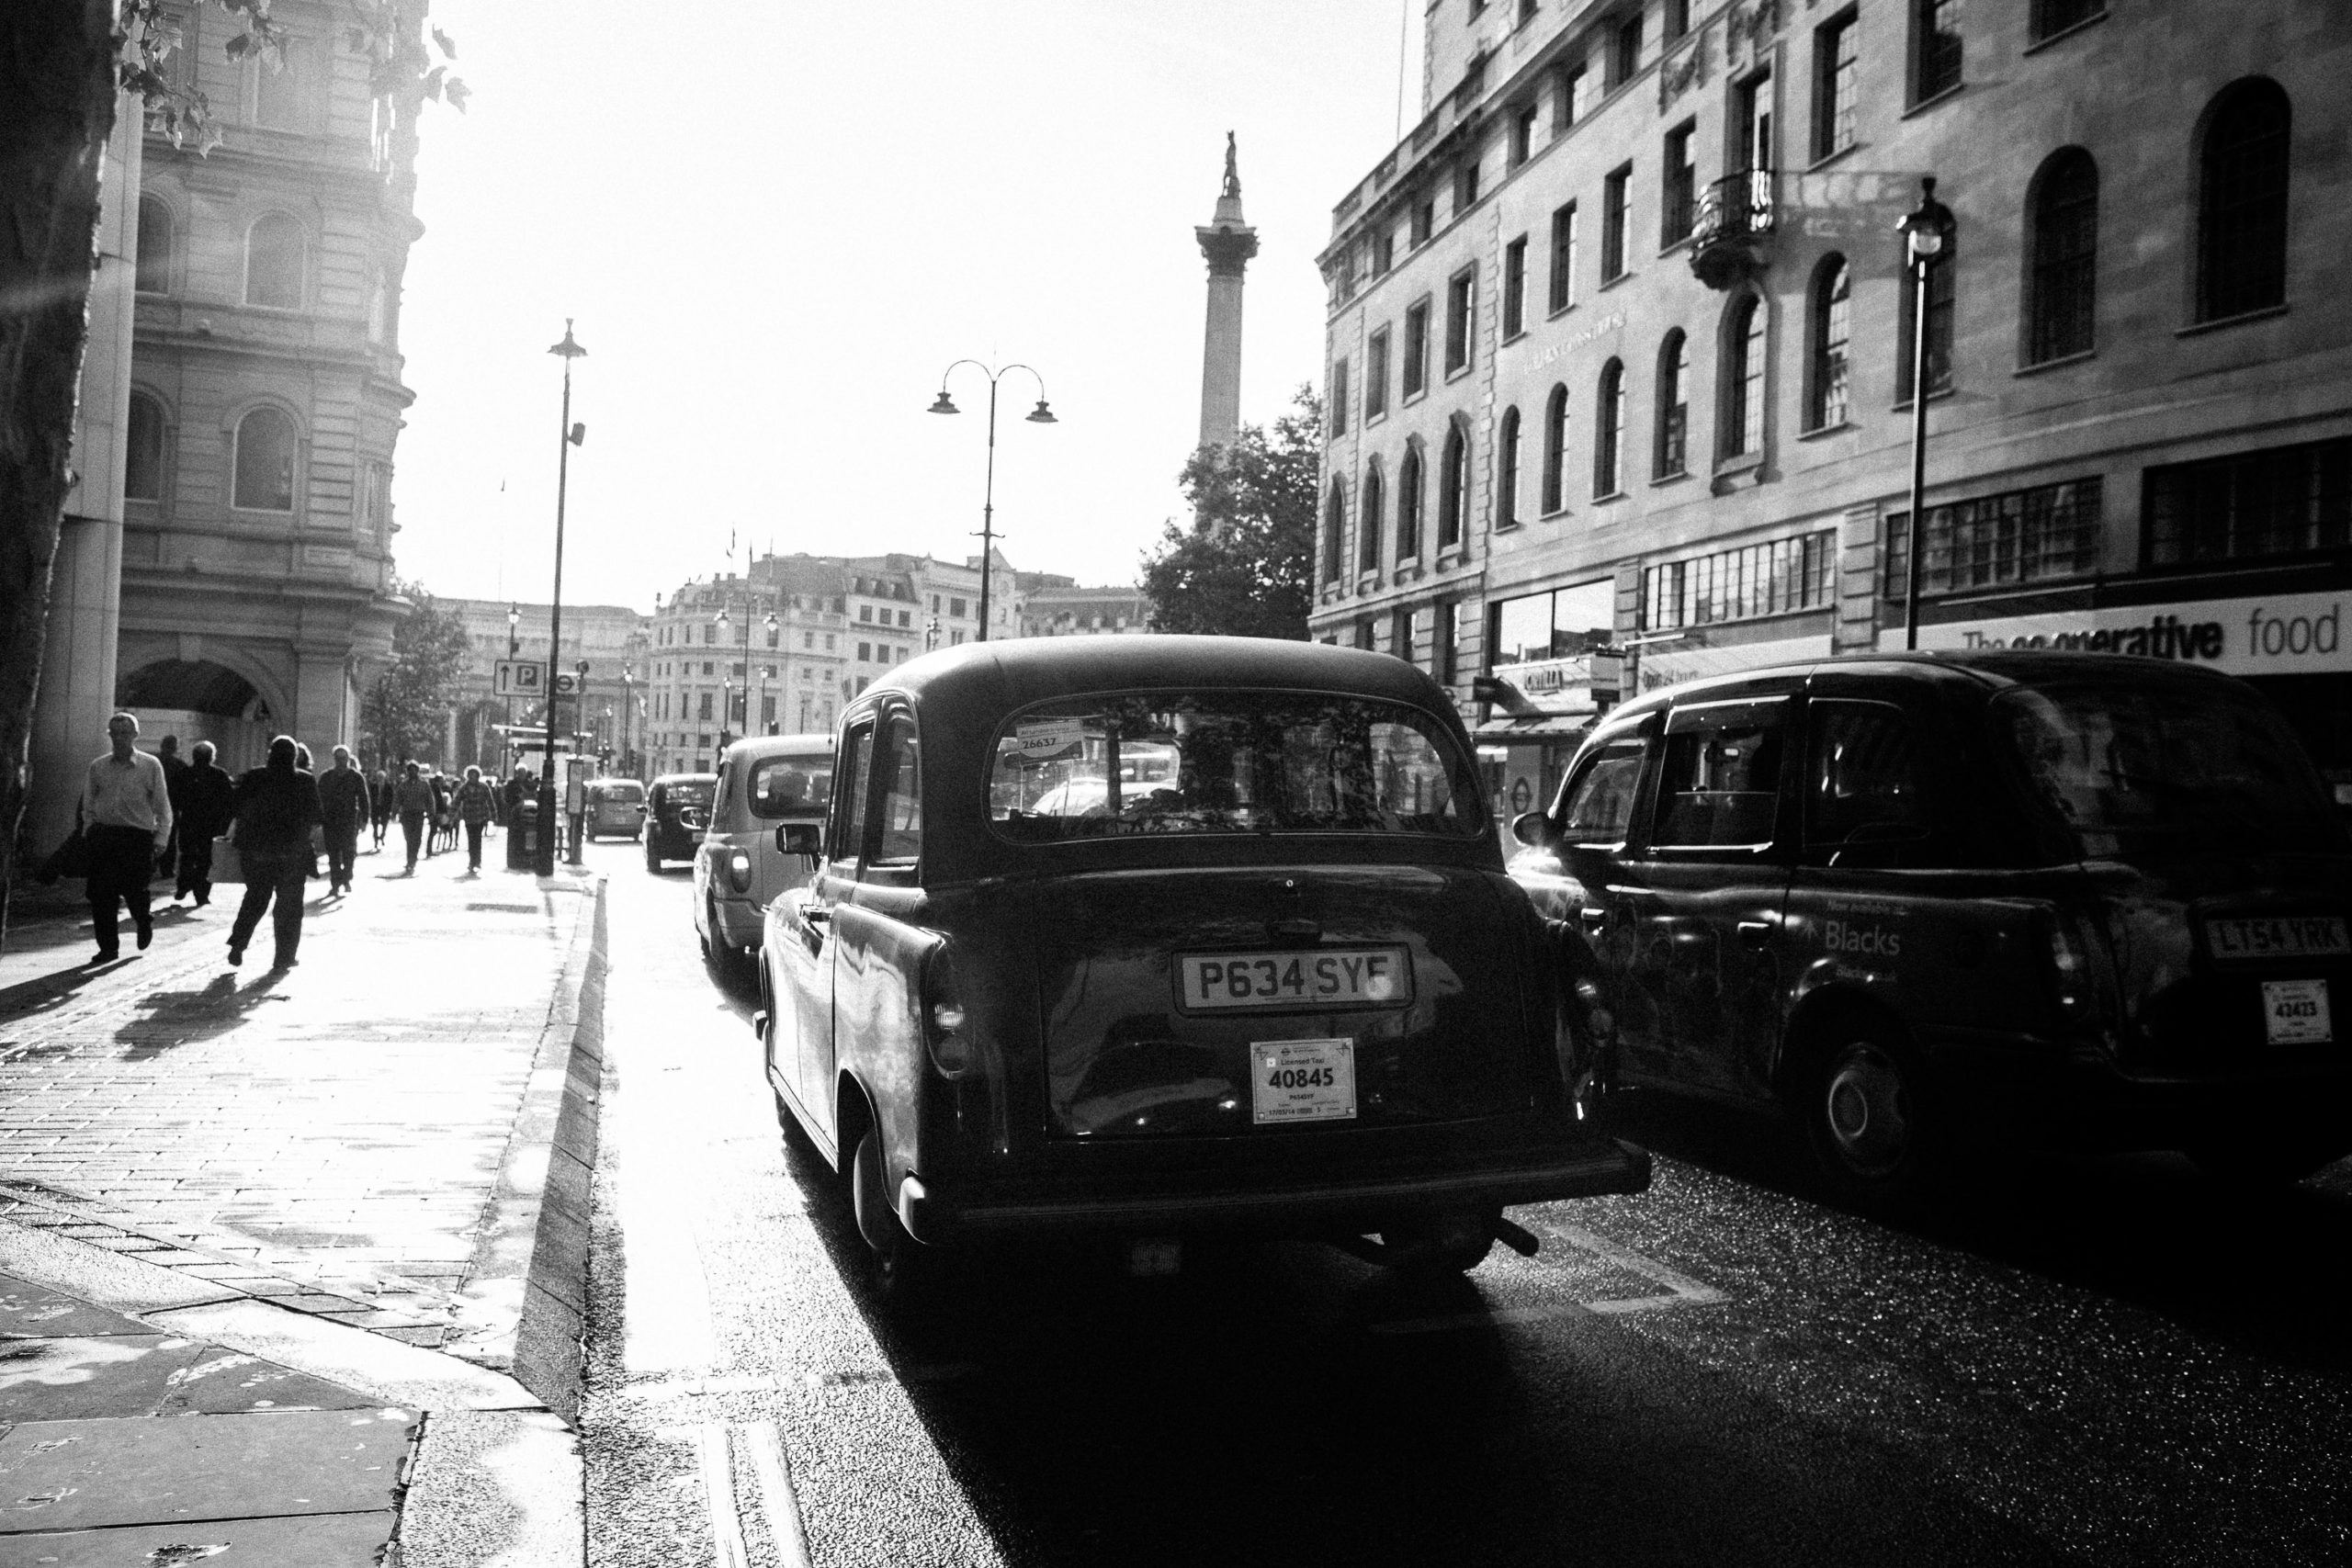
[1508,651,2352,1200]
[643,773,716,872]
[753,635,1650,1296]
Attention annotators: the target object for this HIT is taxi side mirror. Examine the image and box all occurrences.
[1510,810,1558,850]
[775,821,821,860]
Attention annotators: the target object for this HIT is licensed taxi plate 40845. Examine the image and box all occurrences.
[1177,947,1411,1011]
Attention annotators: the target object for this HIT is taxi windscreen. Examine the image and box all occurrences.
[1996,679,2346,857]
[989,691,1483,841]
[750,755,832,818]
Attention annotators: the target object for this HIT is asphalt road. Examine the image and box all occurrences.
[576,837,2352,1567]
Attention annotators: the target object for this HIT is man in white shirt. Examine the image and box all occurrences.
[81,711,174,962]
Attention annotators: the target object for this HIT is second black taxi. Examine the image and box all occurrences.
[754,635,1650,1295]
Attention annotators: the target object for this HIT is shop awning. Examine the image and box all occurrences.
[1472,712,1597,742]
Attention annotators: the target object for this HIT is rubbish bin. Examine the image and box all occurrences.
[506,799,538,871]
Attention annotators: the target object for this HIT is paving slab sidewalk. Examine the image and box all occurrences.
[0,845,605,1565]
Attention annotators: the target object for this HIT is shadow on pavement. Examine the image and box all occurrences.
[113,971,287,1060]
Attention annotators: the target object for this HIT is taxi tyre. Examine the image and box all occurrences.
[1801,1031,1943,1206]
[851,1128,945,1308]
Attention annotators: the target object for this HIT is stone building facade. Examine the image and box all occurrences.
[114,2,422,773]
[1312,0,2352,815]
[439,600,649,776]
[1017,574,1151,637]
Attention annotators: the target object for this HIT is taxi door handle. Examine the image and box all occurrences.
[1737,919,1773,948]
[1578,907,1610,932]
[803,905,831,926]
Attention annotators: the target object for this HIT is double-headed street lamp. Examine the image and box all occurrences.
[928,360,1057,642]
[1897,177,1956,652]
[539,320,588,874]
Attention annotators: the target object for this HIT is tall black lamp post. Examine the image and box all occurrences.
[1897,178,1955,652]
[538,320,587,874]
[928,361,1057,642]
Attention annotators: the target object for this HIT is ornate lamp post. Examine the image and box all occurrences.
[538,320,587,874]
[1896,178,1955,652]
[928,360,1057,642]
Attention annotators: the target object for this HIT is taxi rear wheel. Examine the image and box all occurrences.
[1804,1035,1938,1203]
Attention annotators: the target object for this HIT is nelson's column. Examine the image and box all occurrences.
[1195,133,1259,453]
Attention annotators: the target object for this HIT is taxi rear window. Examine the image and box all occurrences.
[748,755,832,818]
[662,782,714,812]
[989,691,1483,841]
[1996,679,2344,857]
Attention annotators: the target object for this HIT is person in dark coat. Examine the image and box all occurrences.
[225,735,322,970]
[452,765,498,873]
[174,739,237,908]
[318,745,372,896]
[368,764,393,848]
[393,761,436,873]
[155,734,190,877]
[80,712,174,964]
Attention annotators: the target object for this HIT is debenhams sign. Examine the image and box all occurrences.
[1878,589,2348,676]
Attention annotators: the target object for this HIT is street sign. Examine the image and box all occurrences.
[493,660,545,697]
[552,671,581,696]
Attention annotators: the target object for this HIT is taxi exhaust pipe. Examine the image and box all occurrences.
[1331,1212,1543,1268]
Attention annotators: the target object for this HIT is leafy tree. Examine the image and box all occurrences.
[0,3,458,946]
[1141,386,1322,640]
[366,583,471,770]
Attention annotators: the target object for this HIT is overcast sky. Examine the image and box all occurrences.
[391,0,1426,613]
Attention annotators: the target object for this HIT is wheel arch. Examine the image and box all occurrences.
[1774,984,1917,1107]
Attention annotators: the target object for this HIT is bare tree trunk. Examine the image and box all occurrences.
[0,4,123,952]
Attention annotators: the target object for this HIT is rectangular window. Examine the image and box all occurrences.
[870,718,922,872]
[1549,202,1579,311]
[1651,706,1788,852]
[1509,101,1537,168]
[859,604,873,622]
[697,692,713,720]
[1601,165,1632,281]
[1611,13,1644,86]
[1814,9,1860,162]
[1403,300,1430,398]
[1555,62,1589,131]
[1455,159,1480,215]
[2145,440,2350,569]
[1411,195,1434,246]
[1881,479,2103,598]
[1435,598,1460,684]
[1367,328,1391,418]
[2030,0,2105,41]
[1913,0,1962,104]
[1502,237,1528,337]
[1642,530,1838,630]
[1330,356,1350,437]
[898,610,911,627]
[1390,607,1414,661]
[949,597,967,616]
[1662,120,1697,247]
[1443,269,1475,375]
[857,641,871,662]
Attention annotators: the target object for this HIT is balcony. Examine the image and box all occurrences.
[1688,169,1777,290]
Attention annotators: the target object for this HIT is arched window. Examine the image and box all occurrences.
[244,213,304,309]
[1807,256,1852,429]
[135,195,172,295]
[2198,79,2288,322]
[1359,465,1385,573]
[1541,383,1568,513]
[1593,359,1625,498]
[1654,330,1689,479]
[1396,447,1424,559]
[125,393,165,502]
[232,407,296,512]
[1497,406,1522,528]
[1721,296,1766,458]
[1437,423,1467,550]
[2027,151,2098,363]
[1322,483,1346,583]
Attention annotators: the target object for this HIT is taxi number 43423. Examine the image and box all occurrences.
[1179,947,1410,1011]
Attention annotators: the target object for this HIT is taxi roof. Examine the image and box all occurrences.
[863,634,1457,716]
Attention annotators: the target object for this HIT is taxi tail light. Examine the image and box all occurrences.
[726,848,752,893]
[2042,908,2109,1026]
[922,946,975,1078]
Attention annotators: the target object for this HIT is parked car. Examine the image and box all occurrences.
[643,773,716,872]
[584,777,647,840]
[695,734,833,967]
[1507,651,2352,1200]
[754,635,1651,1299]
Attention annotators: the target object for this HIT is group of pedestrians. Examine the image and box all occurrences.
[74,712,521,972]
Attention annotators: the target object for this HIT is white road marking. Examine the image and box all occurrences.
[696,1422,751,1568]
[741,1420,816,1568]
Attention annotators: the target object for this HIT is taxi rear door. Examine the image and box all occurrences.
[1611,694,1796,1099]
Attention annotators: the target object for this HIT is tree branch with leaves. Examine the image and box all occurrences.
[1140,386,1323,641]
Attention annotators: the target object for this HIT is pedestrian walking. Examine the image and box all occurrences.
[80,713,174,964]
[174,740,236,908]
[424,771,451,857]
[155,734,190,878]
[394,761,435,873]
[368,763,393,849]
[318,745,372,895]
[224,735,322,970]
[453,765,498,874]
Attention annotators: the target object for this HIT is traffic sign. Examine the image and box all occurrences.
[552,671,581,696]
[493,660,545,696]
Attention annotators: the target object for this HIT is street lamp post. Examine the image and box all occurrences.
[539,320,587,874]
[762,612,777,733]
[928,360,1057,642]
[620,665,634,776]
[1897,178,1955,652]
